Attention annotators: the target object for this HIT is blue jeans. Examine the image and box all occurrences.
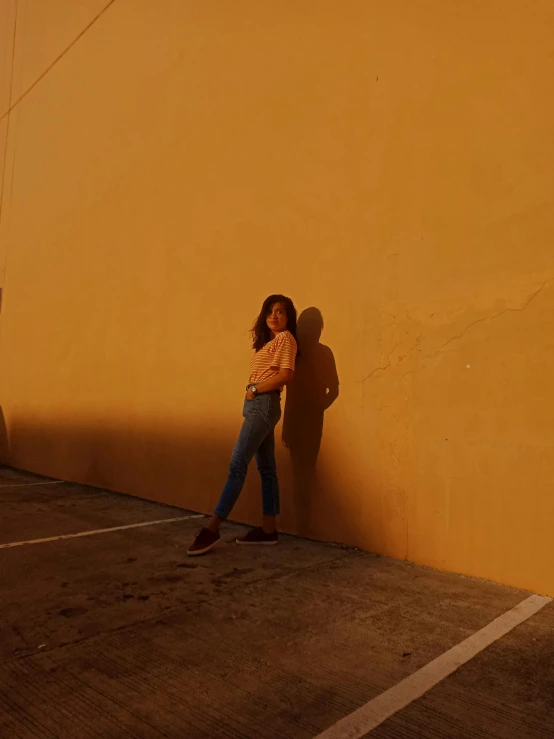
[215,392,282,519]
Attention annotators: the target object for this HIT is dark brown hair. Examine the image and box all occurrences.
[251,294,298,352]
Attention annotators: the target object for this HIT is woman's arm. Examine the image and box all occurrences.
[247,368,293,399]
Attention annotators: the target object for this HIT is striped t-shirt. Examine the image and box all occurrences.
[249,330,297,387]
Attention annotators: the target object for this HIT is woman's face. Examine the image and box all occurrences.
[266,302,288,335]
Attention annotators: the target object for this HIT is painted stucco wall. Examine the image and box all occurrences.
[1,1,553,594]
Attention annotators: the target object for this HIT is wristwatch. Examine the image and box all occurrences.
[251,385,258,396]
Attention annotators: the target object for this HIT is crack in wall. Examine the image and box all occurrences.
[0,0,118,124]
[425,281,549,360]
[359,341,403,382]
[359,281,549,383]
[359,332,423,383]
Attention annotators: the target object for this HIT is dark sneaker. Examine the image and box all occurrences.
[236,527,279,546]
[187,527,220,556]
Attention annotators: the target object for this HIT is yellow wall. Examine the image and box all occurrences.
[1,1,553,595]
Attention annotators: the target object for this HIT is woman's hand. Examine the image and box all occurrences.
[246,387,257,401]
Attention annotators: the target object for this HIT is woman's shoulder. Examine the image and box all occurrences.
[276,330,297,346]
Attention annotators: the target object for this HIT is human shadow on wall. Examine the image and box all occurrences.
[282,308,339,537]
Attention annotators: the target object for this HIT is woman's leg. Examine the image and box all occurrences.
[211,400,271,529]
[255,429,279,533]
[205,513,224,533]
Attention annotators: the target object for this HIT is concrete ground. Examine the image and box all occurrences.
[0,466,552,739]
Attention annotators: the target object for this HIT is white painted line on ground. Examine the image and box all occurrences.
[0,480,66,488]
[0,515,205,550]
[314,593,552,739]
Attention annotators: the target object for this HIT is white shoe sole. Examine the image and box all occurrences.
[187,540,219,556]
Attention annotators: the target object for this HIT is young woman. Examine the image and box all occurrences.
[187,295,298,556]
